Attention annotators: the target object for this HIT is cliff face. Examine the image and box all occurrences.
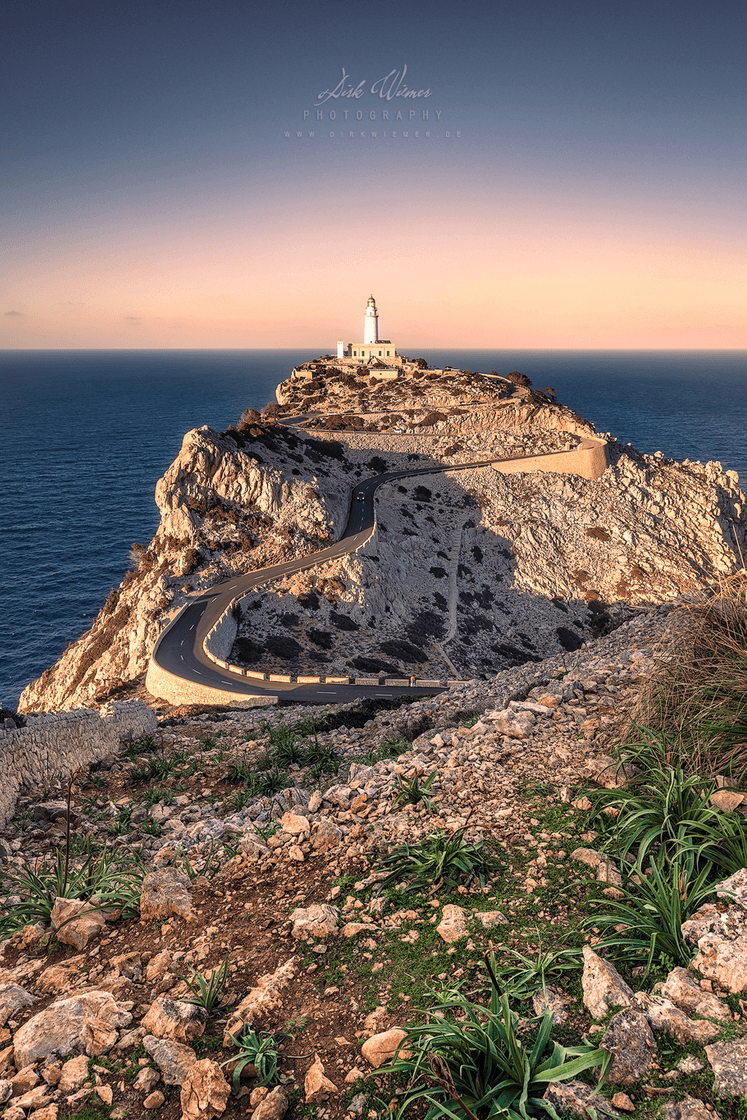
[19,423,347,711]
[19,364,747,710]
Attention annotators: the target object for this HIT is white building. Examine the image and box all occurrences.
[337,295,397,361]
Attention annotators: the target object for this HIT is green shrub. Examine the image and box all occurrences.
[385,959,608,1120]
[584,850,716,975]
[377,827,502,895]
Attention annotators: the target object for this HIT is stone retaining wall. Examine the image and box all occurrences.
[144,658,278,710]
[492,437,609,481]
[0,700,158,828]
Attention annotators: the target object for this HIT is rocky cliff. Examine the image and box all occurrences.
[19,362,747,711]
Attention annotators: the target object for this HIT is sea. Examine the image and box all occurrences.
[1,349,746,709]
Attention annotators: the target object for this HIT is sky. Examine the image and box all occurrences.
[1,0,746,350]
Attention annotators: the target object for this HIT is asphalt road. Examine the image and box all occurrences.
[150,438,534,704]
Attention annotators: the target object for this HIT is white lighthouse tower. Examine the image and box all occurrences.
[337,295,397,362]
[363,294,379,344]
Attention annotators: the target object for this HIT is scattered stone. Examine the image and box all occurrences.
[11,1066,39,1095]
[143,1089,166,1109]
[280,811,310,836]
[601,1008,657,1086]
[361,1028,410,1069]
[436,904,468,943]
[180,1058,231,1120]
[347,1092,367,1115]
[571,847,603,869]
[474,910,507,928]
[311,820,343,852]
[304,1054,337,1103]
[223,957,297,1043]
[704,1040,747,1096]
[677,1056,704,1075]
[581,948,634,1019]
[341,923,368,939]
[290,904,339,939]
[611,1093,635,1111]
[134,1067,162,1093]
[344,1069,364,1084]
[140,869,194,922]
[709,790,745,812]
[96,1084,114,1105]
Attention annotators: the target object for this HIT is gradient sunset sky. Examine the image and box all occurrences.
[2,0,745,349]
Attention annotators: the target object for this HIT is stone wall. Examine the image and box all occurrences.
[492,437,610,482]
[0,700,158,828]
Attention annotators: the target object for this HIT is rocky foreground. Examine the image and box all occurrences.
[3,608,747,1120]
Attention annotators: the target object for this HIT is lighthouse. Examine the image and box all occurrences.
[363,295,379,344]
[337,295,397,362]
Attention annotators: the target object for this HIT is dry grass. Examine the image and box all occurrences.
[629,573,747,781]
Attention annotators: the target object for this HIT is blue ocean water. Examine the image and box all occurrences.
[1,349,745,709]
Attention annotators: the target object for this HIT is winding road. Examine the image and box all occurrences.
[148,433,608,706]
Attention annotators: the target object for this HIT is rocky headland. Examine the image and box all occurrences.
[18,360,747,712]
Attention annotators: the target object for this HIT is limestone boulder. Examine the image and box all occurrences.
[50,897,105,949]
[140,868,193,922]
[180,1058,231,1120]
[705,1040,747,1097]
[581,947,634,1019]
[252,1085,289,1120]
[634,992,719,1045]
[692,933,747,993]
[0,983,35,1027]
[661,967,731,1021]
[544,1080,622,1119]
[715,867,747,906]
[436,905,468,943]
[141,998,207,1042]
[57,1055,90,1094]
[600,1009,656,1086]
[663,1098,717,1120]
[280,812,310,837]
[143,1034,198,1086]
[13,990,132,1069]
[304,1054,337,1103]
